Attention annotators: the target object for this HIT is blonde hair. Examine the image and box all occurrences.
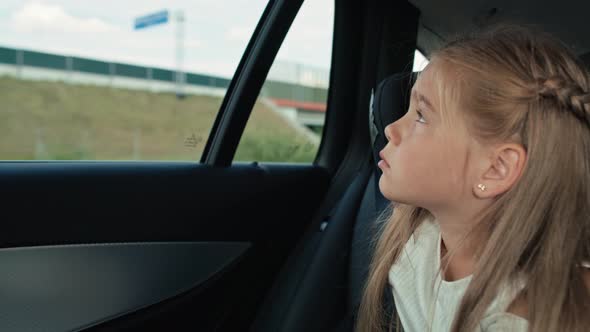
[355,24,590,332]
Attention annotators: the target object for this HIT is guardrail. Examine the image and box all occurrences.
[0,46,328,107]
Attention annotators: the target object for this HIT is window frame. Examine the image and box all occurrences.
[200,0,305,166]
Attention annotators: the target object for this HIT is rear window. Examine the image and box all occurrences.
[0,1,268,161]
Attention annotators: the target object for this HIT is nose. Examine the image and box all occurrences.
[384,121,401,146]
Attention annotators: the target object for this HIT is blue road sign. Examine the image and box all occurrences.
[134,10,169,30]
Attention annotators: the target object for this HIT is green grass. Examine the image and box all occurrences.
[0,76,320,162]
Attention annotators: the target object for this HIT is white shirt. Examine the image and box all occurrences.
[388,219,529,332]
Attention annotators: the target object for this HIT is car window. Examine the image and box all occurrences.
[233,0,333,163]
[0,0,268,161]
[413,49,429,71]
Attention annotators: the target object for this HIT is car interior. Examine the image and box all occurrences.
[1,0,590,331]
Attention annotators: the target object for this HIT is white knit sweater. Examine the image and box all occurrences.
[388,219,529,332]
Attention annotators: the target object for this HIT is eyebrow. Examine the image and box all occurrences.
[412,89,437,113]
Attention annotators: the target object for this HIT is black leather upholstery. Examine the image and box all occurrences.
[250,72,415,332]
[345,72,416,331]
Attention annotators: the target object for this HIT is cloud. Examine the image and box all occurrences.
[1,0,332,78]
[185,40,203,49]
[224,26,253,42]
[4,1,204,69]
[10,2,117,33]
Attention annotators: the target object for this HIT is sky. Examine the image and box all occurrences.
[0,0,426,79]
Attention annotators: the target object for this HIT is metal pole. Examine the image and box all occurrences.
[16,49,23,79]
[109,62,115,88]
[175,10,185,98]
[147,67,153,92]
[65,56,73,84]
[133,128,141,160]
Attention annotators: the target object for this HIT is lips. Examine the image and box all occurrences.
[378,150,390,168]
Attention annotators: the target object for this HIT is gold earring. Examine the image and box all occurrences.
[477,184,486,191]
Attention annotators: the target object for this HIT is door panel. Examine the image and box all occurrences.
[0,241,250,332]
[0,162,330,331]
[0,0,350,329]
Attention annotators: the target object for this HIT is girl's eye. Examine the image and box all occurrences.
[416,110,426,124]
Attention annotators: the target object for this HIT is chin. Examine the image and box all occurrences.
[378,176,421,206]
[378,176,402,202]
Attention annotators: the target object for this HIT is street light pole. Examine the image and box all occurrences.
[175,10,185,99]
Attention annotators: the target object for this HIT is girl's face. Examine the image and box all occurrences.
[378,60,479,213]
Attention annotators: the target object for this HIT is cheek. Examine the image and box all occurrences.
[399,143,451,186]
[381,134,466,204]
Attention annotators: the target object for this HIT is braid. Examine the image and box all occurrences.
[535,76,590,126]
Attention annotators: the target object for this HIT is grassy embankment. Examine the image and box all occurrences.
[0,76,319,162]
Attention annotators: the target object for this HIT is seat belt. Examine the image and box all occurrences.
[316,153,372,231]
[250,151,373,332]
[369,85,392,215]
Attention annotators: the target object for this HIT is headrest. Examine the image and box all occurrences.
[369,72,417,165]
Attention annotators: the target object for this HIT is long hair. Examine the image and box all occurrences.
[355,24,590,332]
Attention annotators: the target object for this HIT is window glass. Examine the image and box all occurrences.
[413,49,429,71]
[234,0,333,163]
[0,0,267,160]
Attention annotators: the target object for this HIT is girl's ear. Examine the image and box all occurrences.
[473,143,527,199]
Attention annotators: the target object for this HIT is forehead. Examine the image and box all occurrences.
[412,60,467,130]
[412,61,439,102]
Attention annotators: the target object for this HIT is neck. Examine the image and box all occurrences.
[433,206,487,281]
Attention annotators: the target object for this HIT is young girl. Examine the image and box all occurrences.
[356,25,590,332]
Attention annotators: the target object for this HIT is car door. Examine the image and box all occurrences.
[0,0,374,331]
